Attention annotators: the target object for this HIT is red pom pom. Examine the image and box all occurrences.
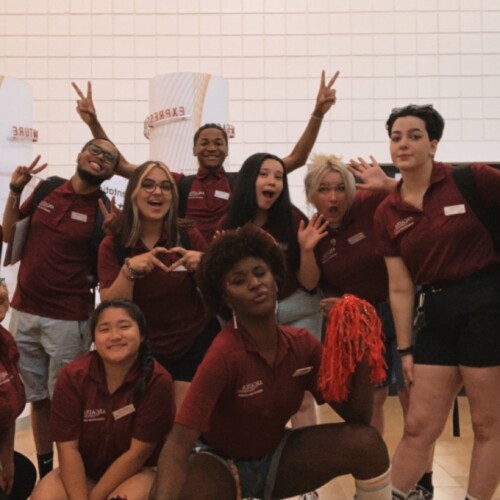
[318,294,386,402]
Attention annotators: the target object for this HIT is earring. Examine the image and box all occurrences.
[232,309,238,330]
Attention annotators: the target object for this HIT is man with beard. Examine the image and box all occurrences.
[1,138,119,480]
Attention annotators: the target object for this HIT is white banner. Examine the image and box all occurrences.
[146,73,231,174]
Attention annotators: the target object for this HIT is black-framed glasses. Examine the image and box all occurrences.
[391,104,434,114]
[140,179,173,193]
[85,143,118,166]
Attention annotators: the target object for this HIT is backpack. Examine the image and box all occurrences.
[29,176,111,287]
[177,171,238,217]
[451,164,500,249]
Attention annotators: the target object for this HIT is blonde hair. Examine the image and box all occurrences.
[304,153,356,211]
[117,161,180,248]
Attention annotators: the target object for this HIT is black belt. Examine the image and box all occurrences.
[422,265,500,294]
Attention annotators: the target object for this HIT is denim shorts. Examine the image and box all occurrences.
[277,288,323,341]
[9,308,91,400]
[195,430,291,500]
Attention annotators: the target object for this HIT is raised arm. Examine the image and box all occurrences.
[72,81,137,178]
[385,256,416,385]
[155,424,200,500]
[2,156,47,242]
[282,71,339,174]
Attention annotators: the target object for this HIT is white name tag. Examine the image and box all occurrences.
[444,204,466,216]
[214,190,230,200]
[173,265,188,272]
[293,366,313,377]
[347,232,366,245]
[71,211,88,222]
[112,403,135,420]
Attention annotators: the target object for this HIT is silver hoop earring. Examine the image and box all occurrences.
[232,309,238,330]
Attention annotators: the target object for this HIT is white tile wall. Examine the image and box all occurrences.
[1,0,499,208]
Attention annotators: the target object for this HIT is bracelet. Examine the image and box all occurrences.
[121,265,136,282]
[397,346,414,357]
[311,113,323,121]
[9,183,24,195]
[124,257,146,280]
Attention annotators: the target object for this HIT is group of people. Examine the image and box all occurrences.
[0,70,498,500]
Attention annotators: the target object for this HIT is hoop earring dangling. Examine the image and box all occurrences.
[232,309,238,330]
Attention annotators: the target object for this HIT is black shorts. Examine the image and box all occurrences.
[414,269,500,367]
[154,316,221,381]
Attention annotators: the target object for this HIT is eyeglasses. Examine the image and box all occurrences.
[85,143,118,166]
[391,104,434,114]
[0,278,5,286]
[140,179,173,193]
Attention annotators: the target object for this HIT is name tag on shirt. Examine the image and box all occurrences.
[112,403,135,420]
[293,366,313,377]
[71,211,88,223]
[444,204,466,216]
[113,403,135,420]
[347,232,366,245]
[214,190,230,200]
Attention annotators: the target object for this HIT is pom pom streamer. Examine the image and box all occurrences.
[318,294,386,402]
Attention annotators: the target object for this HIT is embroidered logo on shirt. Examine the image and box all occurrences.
[237,380,264,398]
[394,216,415,236]
[320,239,338,264]
[83,408,106,422]
[38,200,54,213]
[188,191,205,200]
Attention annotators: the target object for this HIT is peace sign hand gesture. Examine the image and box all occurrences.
[98,197,121,235]
[72,81,98,126]
[312,70,340,118]
[10,155,48,192]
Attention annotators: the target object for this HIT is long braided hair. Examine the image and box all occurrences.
[90,299,154,405]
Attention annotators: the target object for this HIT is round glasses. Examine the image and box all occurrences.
[140,179,173,193]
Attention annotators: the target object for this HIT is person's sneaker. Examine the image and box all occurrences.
[414,484,433,499]
[407,488,426,499]
[300,491,319,500]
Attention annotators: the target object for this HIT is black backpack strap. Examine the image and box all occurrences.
[28,176,66,214]
[452,164,500,246]
[177,175,196,217]
[225,172,238,192]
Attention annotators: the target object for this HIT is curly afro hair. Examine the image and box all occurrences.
[196,224,286,320]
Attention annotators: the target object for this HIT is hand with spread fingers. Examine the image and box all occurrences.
[10,155,48,193]
[72,81,98,126]
[297,213,329,252]
[166,247,203,272]
[348,156,397,192]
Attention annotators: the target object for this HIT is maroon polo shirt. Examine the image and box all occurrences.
[175,168,232,243]
[176,323,323,460]
[374,162,500,285]
[98,229,212,360]
[0,325,26,427]
[51,351,174,481]
[316,190,389,303]
[12,180,101,320]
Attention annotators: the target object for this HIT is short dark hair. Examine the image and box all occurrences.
[81,138,120,169]
[386,104,445,142]
[196,224,286,320]
[193,123,228,147]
